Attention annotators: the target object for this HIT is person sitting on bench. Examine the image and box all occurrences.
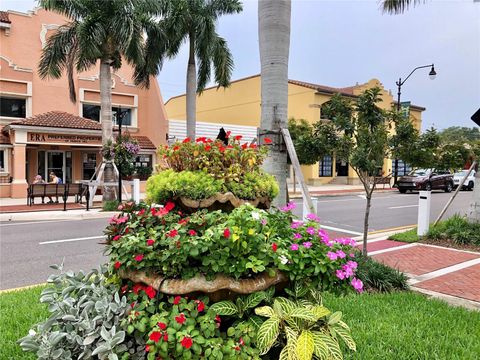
[33,174,45,184]
[47,171,62,203]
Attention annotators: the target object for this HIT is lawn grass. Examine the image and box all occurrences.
[0,286,48,360]
[388,227,419,243]
[1,286,480,359]
[323,291,480,360]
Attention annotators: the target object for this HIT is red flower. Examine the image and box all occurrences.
[173,145,180,151]
[164,202,175,211]
[239,338,245,346]
[226,131,232,138]
[183,137,191,143]
[145,286,156,299]
[234,346,241,351]
[272,243,278,252]
[175,313,186,325]
[167,229,178,237]
[145,345,150,352]
[173,296,181,305]
[137,209,145,216]
[226,145,233,149]
[188,230,197,236]
[178,218,188,225]
[196,300,205,312]
[223,228,231,238]
[249,143,257,149]
[180,337,193,349]
[241,143,248,150]
[112,235,121,241]
[114,261,121,270]
[205,145,211,151]
[121,285,129,294]
[158,322,167,330]
[264,137,272,144]
[147,239,155,246]
[234,135,243,141]
[196,137,207,143]
[133,284,144,294]
[163,333,168,341]
[215,315,221,324]
[219,146,226,153]
[134,254,144,262]
[150,331,162,343]
[124,227,130,234]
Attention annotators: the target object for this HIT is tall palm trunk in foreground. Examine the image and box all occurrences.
[100,60,115,201]
[186,33,197,139]
[258,0,291,207]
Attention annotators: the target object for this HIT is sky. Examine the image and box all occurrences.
[2,0,479,130]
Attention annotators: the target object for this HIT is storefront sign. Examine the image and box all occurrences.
[28,132,102,145]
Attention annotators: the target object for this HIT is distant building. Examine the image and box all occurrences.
[0,8,168,198]
[165,74,425,185]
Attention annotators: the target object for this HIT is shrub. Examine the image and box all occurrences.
[158,136,268,182]
[145,169,224,202]
[106,202,363,294]
[19,264,138,360]
[426,214,480,246]
[103,200,121,212]
[122,286,259,360]
[254,289,355,359]
[354,253,409,292]
[225,172,279,200]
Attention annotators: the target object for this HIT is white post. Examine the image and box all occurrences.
[132,179,140,204]
[417,190,431,236]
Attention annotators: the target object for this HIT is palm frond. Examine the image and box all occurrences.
[39,0,91,20]
[204,0,243,18]
[381,0,427,14]
[210,34,234,89]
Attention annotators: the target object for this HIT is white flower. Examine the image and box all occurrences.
[252,212,261,220]
[279,255,289,265]
[29,329,36,336]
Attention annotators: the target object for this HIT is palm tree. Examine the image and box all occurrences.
[258,0,291,207]
[158,0,242,139]
[382,0,427,14]
[38,0,161,202]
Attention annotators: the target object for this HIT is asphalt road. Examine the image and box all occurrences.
[0,190,473,290]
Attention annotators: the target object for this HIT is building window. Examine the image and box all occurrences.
[134,154,152,168]
[82,104,132,126]
[318,155,333,177]
[0,97,26,118]
[396,159,411,177]
[0,149,5,172]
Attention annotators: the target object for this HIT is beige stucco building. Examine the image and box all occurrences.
[0,8,168,198]
[165,74,425,185]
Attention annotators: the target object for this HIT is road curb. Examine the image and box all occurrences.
[289,189,396,199]
[0,210,117,222]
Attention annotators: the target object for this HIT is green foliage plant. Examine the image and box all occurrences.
[426,214,480,246]
[19,264,133,360]
[254,289,356,360]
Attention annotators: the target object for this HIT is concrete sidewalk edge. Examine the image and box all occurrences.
[0,209,117,222]
[289,188,396,199]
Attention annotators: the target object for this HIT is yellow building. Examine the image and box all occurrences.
[165,74,424,185]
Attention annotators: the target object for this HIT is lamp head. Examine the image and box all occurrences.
[429,65,437,80]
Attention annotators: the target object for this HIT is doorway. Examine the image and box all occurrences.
[38,151,71,183]
[335,159,349,177]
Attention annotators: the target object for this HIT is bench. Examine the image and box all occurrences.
[374,176,392,189]
[27,183,90,211]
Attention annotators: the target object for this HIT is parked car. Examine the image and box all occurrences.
[453,170,476,191]
[397,168,454,194]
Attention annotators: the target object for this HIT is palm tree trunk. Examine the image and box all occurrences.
[468,168,480,222]
[258,0,291,207]
[100,60,115,202]
[186,33,197,139]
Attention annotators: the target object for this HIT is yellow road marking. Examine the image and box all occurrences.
[0,283,46,294]
[368,224,416,235]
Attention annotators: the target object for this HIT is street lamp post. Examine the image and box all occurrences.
[393,64,436,185]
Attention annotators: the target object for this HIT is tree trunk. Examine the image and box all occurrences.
[258,0,291,207]
[186,33,197,139]
[100,60,115,202]
[468,167,480,222]
[362,192,372,255]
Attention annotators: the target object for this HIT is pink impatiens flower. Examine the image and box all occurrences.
[146,239,155,246]
[294,233,302,239]
[302,241,312,248]
[306,213,320,222]
[134,254,144,262]
[351,277,364,293]
[327,251,338,261]
[336,250,346,259]
[290,243,299,251]
[291,221,303,229]
[336,270,346,280]
[306,227,316,236]
[280,202,297,212]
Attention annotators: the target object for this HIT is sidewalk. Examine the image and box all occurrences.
[360,239,480,310]
[288,183,395,198]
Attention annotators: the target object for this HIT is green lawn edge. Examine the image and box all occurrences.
[388,227,419,243]
[1,286,480,359]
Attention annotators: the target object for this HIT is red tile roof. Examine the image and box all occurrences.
[132,136,156,150]
[288,79,356,96]
[11,111,102,130]
[0,11,11,24]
